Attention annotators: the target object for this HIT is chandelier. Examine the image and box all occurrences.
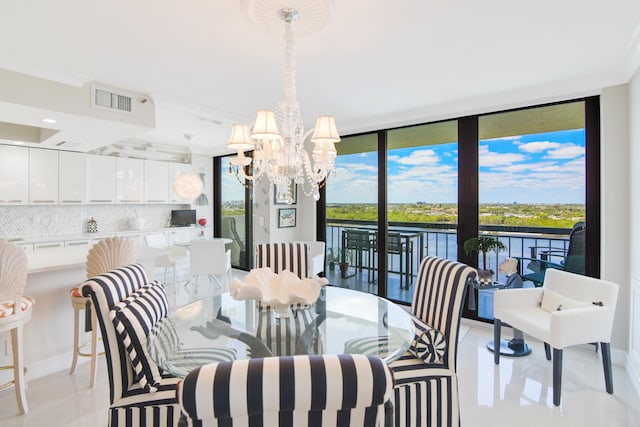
[227,4,340,203]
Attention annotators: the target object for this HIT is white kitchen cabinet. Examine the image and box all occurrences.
[86,155,116,204]
[59,151,86,204]
[116,158,144,204]
[168,227,193,245]
[17,243,33,252]
[0,145,29,205]
[122,233,144,246]
[144,160,169,203]
[168,162,193,203]
[34,241,64,250]
[64,239,92,248]
[29,149,59,205]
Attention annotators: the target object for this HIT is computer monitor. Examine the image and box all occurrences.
[170,209,196,227]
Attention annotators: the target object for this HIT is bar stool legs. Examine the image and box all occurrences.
[70,296,101,387]
[0,324,28,414]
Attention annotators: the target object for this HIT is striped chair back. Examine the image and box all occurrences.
[410,256,475,371]
[81,264,148,403]
[81,264,182,426]
[178,354,394,427]
[256,242,310,279]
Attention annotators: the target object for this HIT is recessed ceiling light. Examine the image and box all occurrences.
[41,118,57,124]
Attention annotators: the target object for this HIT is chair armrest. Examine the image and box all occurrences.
[549,306,615,348]
[494,288,543,309]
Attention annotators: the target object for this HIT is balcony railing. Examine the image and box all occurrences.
[326,219,572,287]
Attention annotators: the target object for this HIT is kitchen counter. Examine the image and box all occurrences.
[6,225,199,245]
[27,245,89,274]
[9,243,165,382]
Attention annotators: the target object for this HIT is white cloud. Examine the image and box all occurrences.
[518,141,563,153]
[393,149,440,165]
[483,135,523,142]
[336,162,378,174]
[545,144,584,159]
[479,149,526,167]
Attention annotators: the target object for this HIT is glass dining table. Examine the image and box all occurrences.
[147,286,415,378]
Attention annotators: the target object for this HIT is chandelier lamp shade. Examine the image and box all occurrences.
[227,2,340,203]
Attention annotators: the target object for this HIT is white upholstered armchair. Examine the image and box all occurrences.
[493,268,619,406]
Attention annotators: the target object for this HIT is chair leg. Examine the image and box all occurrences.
[70,305,81,374]
[172,266,177,288]
[544,342,552,361]
[11,325,28,414]
[601,342,614,394]
[553,348,563,406]
[493,318,501,364]
[226,269,233,291]
[89,305,98,387]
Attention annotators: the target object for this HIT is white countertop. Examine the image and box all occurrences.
[26,245,173,275]
[9,225,199,245]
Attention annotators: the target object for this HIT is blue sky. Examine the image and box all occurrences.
[327,128,586,204]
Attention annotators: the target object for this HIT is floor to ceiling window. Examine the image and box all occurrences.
[218,155,251,270]
[385,121,459,303]
[324,133,379,293]
[475,102,587,320]
[215,97,600,320]
[318,98,598,316]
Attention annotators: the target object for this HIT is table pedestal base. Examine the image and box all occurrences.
[487,327,531,356]
[487,338,531,357]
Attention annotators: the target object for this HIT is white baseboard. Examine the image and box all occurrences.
[26,351,89,381]
[625,352,640,400]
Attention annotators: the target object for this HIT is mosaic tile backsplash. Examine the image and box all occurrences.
[0,204,189,240]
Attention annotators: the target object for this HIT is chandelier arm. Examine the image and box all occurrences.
[299,149,327,183]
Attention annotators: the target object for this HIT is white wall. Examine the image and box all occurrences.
[191,153,214,235]
[627,66,640,395]
[252,178,318,246]
[600,85,631,351]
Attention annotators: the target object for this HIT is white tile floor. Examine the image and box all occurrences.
[2,323,638,427]
[2,269,639,426]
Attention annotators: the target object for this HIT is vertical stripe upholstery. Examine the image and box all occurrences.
[177,354,394,427]
[390,256,475,427]
[81,264,185,427]
[255,308,322,356]
[256,243,310,279]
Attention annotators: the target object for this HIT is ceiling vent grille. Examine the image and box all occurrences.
[92,86,133,113]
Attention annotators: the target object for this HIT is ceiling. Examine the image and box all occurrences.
[0,0,639,157]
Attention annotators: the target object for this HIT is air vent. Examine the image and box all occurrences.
[91,85,134,113]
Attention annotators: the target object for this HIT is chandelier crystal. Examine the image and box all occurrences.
[227,6,339,203]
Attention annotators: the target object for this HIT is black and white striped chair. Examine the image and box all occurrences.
[177,354,394,427]
[256,242,311,279]
[389,257,474,427]
[81,264,184,426]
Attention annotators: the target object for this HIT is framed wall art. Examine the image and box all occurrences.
[278,208,296,228]
[274,182,297,205]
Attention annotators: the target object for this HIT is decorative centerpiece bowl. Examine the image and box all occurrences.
[230,268,328,318]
